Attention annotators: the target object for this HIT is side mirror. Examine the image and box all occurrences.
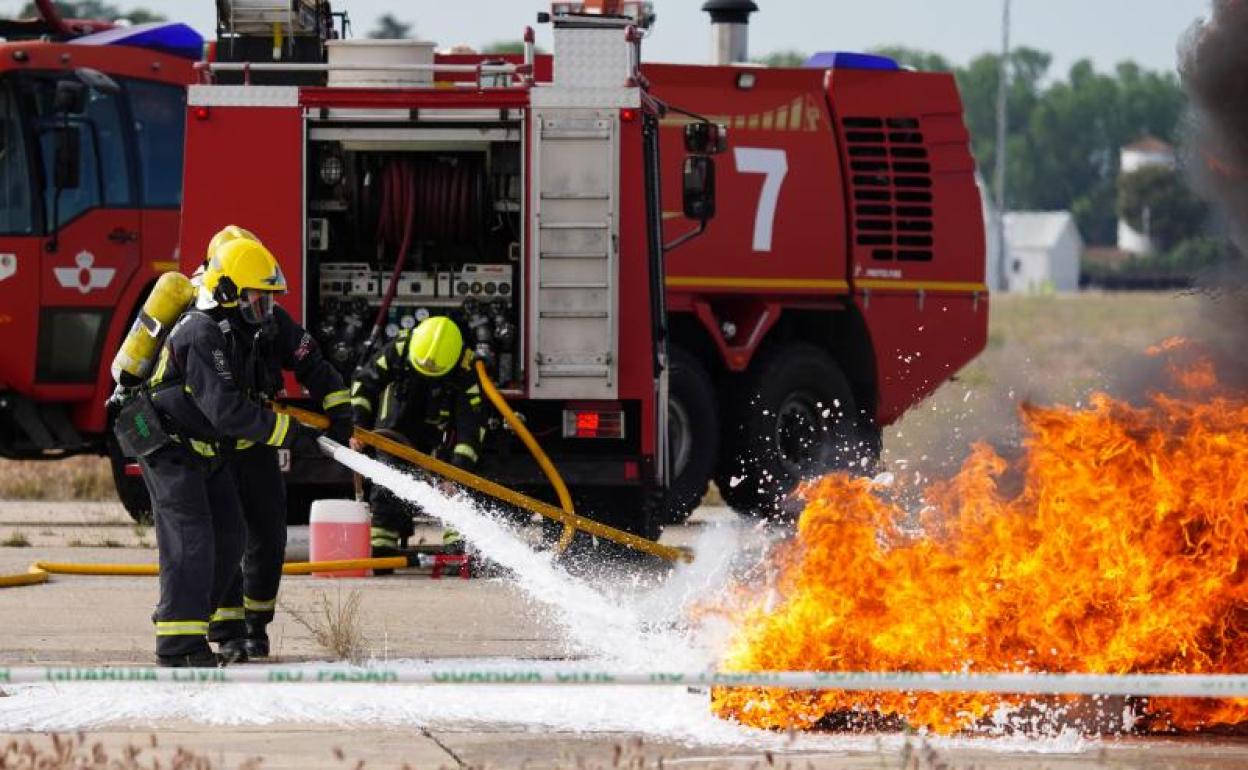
[53,79,87,115]
[52,125,82,190]
[683,121,728,155]
[682,155,716,221]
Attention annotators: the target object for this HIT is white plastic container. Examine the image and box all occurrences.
[326,39,437,87]
[308,500,372,578]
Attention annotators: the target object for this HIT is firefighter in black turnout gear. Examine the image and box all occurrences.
[350,315,486,553]
[198,228,354,661]
[125,239,323,667]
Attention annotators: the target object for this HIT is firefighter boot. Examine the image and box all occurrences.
[241,620,270,659]
[158,648,225,668]
[216,638,251,664]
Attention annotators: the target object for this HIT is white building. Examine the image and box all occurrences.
[977,172,1003,292]
[1003,211,1084,293]
[1117,136,1177,256]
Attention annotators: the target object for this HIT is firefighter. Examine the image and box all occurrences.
[126,238,323,667]
[199,226,354,662]
[349,315,486,554]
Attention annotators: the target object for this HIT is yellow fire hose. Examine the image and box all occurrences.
[275,401,688,564]
[472,360,578,551]
[0,565,48,588]
[28,556,409,577]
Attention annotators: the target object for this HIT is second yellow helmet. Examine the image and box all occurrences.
[407,316,464,377]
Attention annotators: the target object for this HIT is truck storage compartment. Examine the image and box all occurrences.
[305,127,523,390]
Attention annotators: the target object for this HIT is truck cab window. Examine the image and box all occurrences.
[124,78,185,207]
[0,81,34,234]
[26,73,133,229]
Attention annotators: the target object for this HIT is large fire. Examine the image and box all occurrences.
[712,339,1248,734]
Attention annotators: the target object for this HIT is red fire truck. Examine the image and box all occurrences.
[2,1,988,538]
[0,5,200,500]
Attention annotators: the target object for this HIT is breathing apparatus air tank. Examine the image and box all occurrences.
[110,271,196,387]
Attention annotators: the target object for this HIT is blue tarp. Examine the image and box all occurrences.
[69,22,204,61]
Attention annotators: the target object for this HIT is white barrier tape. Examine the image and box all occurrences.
[3,668,1248,696]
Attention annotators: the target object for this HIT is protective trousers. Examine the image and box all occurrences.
[141,444,245,657]
[209,444,287,643]
[368,423,443,545]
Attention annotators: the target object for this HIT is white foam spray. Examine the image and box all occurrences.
[329,442,723,670]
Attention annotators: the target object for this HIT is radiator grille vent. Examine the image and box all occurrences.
[842,116,933,262]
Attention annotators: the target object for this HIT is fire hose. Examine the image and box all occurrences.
[0,366,687,587]
[273,362,688,563]
[360,160,417,369]
[0,556,412,588]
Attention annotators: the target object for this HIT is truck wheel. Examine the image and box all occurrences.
[715,343,873,518]
[657,347,718,525]
[106,433,152,524]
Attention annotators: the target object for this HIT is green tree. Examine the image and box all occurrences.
[484,41,525,55]
[944,50,1185,245]
[754,50,806,68]
[1159,236,1231,272]
[871,46,952,72]
[1117,165,1209,251]
[21,1,164,23]
[482,40,547,55]
[367,13,412,40]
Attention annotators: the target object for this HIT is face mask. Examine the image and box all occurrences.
[238,289,276,325]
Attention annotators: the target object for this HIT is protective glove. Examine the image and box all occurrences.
[288,421,326,456]
[326,404,354,445]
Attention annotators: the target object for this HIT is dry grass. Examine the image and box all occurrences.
[283,588,367,663]
[884,291,1205,476]
[0,733,261,770]
[0,530,31,547]
[3,734,981,770]
[0,454,114,501]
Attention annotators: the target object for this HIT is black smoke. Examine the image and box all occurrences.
[1180,0,1248,254]
[1171,0,1248,389]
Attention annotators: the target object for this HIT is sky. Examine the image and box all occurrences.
[0,0,1215,78]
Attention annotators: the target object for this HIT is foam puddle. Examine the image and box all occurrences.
[0,658,1092,755]
[0,447,1091,754]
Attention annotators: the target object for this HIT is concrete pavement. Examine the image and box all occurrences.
[3,501,1248,769]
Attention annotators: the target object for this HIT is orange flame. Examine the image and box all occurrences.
[712,347,1248,734]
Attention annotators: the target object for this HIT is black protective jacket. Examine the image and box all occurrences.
[350,328,486,469]
[148,306,346,449]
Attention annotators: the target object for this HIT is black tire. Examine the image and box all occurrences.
[578,486,661,543]
[715,343,876,518]
[657,347,718,525]
[106,432,152,524]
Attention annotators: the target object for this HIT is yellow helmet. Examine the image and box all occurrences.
[407,316,463,377]
[201,239,287,324]
[206,225,261,263]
